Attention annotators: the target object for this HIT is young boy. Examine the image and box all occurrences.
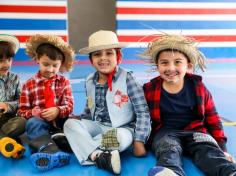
[142,34,236,176]
[0,34,26,159]
[18,34,75,171]
[64,30,151,175]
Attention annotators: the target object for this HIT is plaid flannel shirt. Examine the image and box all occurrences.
[0,72,20,114]
[143,73,227,151]
[18,72,73,119]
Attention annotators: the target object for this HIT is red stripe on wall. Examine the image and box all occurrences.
[0,5,66,13]
[16,35,67,42]
[117,7,236,15]
[118,35,236,42]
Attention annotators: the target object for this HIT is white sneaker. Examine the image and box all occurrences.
[95,150,121,175]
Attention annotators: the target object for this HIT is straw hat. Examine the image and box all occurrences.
[142,34,206,72]
[26,34,75,72]
[0,34,20,53]
[79,30,128,54]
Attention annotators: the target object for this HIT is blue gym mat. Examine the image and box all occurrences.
[1,61,235,176]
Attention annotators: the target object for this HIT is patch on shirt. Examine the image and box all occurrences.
[113,90,128,108]
[87,96,93,109]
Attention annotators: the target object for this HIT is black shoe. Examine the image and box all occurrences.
[95,150,121,175]
[51,133,73,153]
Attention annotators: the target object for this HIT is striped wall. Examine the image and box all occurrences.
[116,0,236,62]
[0,0,68,64]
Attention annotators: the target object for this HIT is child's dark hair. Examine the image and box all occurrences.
[156,49,191,63]
[88,48,122,62]
[0,41,15,59]
[36,43,65,62]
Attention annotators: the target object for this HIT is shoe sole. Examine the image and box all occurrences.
[110,150,121,174]
[30,151,70,171]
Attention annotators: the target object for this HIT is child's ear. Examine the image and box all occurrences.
[187,63,194,73]
[187,62,193,69]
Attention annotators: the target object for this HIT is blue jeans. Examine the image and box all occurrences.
[152,130,236,176]
[26,117,67,140]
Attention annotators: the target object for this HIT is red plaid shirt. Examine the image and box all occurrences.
[18,72,74,119]
[143,73,227,151]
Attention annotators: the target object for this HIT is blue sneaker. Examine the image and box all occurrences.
[30,151,70,171]
[148,166,176,176]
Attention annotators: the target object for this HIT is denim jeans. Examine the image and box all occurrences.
[26,117,67,140]
[64,119,133,165]
[152,130,236,176]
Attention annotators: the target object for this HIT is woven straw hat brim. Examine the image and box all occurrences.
[141,34,206,72]
[79,43,128,54]
[0,34,20,54]
[150,45,199,64]
[26,34,75,72]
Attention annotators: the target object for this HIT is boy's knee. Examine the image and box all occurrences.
[26,117,36,125]
[156,136,182,154]
[1,117,26,137]
[117,128,133,151]
[193,132,218,146]
[117,128,133,142]
[26,117,43,129]
[64,119,83,133]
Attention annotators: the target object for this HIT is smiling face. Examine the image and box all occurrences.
[37,55,62,79]
[0,41,15,76]
[90,48,118,77]
[157,50,192,89]
[0,58,12,76]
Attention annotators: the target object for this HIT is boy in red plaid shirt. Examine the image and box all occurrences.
[142,34,236,176]
[18,34,75,171]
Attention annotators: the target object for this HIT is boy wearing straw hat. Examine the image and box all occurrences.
[143,34,236,176]
[0,34,26,159]
[64,30,151,175]
[18,34,75,171]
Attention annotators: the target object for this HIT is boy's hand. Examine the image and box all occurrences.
[133,141,146,157]
[41,107,60,121]
[224,152,235,163]
[0,102,8,114]
[32,106,42,118]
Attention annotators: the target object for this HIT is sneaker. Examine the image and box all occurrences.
[30,151,70,171]
[229,172,236,176]
[51,133,73,153]
[0,137,25,158]
[148,166,176,176]
[95,150,121,175]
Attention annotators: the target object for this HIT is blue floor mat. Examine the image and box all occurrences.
[1,125,235,176]
[3,63,235,176]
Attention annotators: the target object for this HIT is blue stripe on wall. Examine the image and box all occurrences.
[14,49,31,61]
[0,19,66,30]
[117,21,236,30]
